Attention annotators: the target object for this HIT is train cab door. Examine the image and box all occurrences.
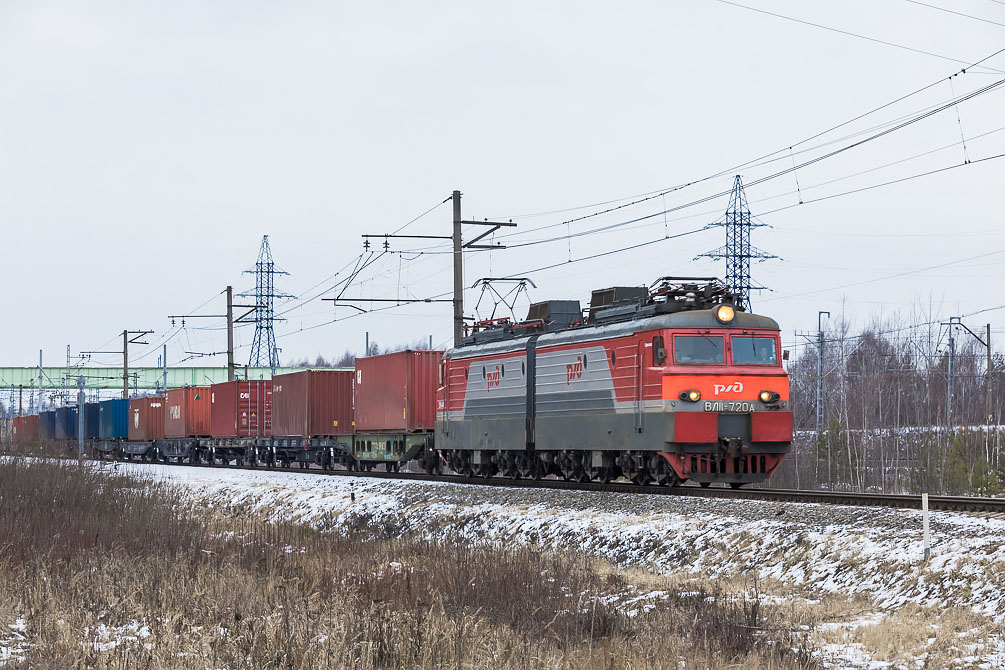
[635,340,646,433]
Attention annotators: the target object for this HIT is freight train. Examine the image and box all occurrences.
[9,277,792,487]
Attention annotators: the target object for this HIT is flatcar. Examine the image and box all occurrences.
[432,277,791,487]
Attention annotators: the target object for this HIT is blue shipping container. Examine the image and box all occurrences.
[55,406,78,440]
[83,403,100,440]
[40,411,56,440]
[98,398,129,440]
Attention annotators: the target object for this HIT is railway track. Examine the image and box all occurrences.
[143,458,1005,515]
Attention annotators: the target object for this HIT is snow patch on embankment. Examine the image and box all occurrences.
[103,462,1005,622]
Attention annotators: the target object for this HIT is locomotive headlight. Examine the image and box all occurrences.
[759,390,780,403]
[679,389,701,402]
[715,304,735,323]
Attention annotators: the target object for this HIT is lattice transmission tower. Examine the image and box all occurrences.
[238,235,292,370]
[697,175,778,311]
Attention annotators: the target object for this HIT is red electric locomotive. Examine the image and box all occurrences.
[433,277,791,487]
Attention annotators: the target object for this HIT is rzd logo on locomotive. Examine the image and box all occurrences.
[486,365,502,390]
[566,355,584,385]
[713,381,744,395]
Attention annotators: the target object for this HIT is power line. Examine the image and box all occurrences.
[487,65,1005,249]
[758,150,1005,218]
[716,0,1005,73]
[481,82,1005,255]
[766,241,1005,303]
[902,0,1005,28]
[390,196,451,236]
[333,150,1005,326]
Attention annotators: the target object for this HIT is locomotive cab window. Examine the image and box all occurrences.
[673,335,724,364]
[652,336,666,365]
[732,336,778,365]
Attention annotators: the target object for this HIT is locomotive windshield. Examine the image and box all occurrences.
[673,335,724,364]
[731,336,778,365]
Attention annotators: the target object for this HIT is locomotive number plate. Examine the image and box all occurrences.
[704,401,754,413]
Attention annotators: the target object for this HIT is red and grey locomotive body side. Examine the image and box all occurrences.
[436,299,792,486]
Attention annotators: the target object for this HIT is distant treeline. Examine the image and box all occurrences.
[286,337,435,369]
[776,311,1004,496]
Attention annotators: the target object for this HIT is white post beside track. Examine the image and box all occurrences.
[922,493,930,562]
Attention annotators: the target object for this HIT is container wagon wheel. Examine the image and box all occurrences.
[592,467,612,484]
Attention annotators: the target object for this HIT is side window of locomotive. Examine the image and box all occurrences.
[673,335,725,364]
[731,336,778,365]
[652,336,666,365]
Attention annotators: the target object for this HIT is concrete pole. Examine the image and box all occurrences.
[162,344,168,394]
[987,323,993,466]
[452,189,463,347]
[817,311,830,486]
[76,377,85,463]
[226,285,235,382]
[947,328,954,429]
[38,350,43,412]
[122,330,129,399]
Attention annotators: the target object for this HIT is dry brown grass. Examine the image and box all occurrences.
[0,456,822,669]
[811,602,1002,668]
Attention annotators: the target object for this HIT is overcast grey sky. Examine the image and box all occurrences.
[2,1,1004,368]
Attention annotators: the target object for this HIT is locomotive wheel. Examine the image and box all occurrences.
[502,455,520,479]
[653,461,676,486]
[631,470,652,486]
[515,454,534,479]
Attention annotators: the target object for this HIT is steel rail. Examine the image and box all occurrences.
[147,458,1005,514]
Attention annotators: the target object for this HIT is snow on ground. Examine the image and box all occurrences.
[104,462,1005,618]
[0,618,28,666]
[97,462,1005,668]
[86,620,152,652]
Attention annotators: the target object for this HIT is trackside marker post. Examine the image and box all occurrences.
[922,493,930,562]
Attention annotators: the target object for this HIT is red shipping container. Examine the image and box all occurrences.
[211,380,273,438]
[271,370,354,437]
[11,416,23,443]
[165,387,212,438]
[354,350,442,431]
[23,414,39,442]
[128,396,166,441]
